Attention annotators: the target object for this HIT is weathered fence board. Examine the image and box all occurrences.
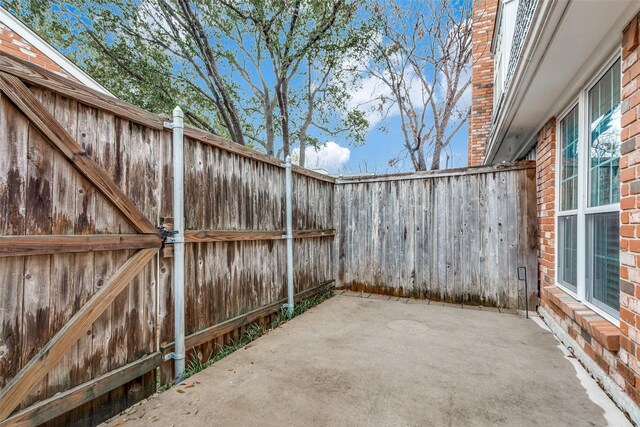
[334,163,537,309]
[0,74,157,235]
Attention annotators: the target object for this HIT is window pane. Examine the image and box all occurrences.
[586,212,620,316]
[558,215,578,292]
[589,59,621,207]
[560,106,579,211]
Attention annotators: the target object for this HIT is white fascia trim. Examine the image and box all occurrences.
[0,7,114,97]
[539,306,640,425]
[484,0,563,164]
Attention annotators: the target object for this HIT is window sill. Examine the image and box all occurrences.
[543,285,620,352]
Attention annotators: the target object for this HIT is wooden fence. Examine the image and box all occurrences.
[0,51,538,427]
[0,52,334,426]
[334,163,538,309]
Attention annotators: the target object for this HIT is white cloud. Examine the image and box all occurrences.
[292,141,351,174]
[346,72,391,127]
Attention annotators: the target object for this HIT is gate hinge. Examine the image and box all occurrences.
[157,226,179,247]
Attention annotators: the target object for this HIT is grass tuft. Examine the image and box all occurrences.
[184,323,265,378]
[271,287,334,326]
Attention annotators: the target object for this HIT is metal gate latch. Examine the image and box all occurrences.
[157,226,179,247]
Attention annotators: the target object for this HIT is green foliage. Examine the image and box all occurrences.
[2,0,372,158]
[184,323,265,378]
[272,286,334,323]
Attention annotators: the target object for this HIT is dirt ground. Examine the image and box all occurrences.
[102,291,631,427]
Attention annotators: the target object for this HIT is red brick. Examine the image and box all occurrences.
[0,26,75,79]
[624,109,638,127]
[631,91,640,109]
[623,307,636,326]
[622,225,636,238]
[631,238,640,253]
[622,16,640,59]
[468,0,499,166]
[626,381,640,406]
[622,335,636,353]
[619,360,636,382]
[595,352,610,373]
[622,167,636,182]
[623,196,637,210]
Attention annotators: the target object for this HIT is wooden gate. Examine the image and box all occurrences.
[0,52,336,426]
[0,72,162,424]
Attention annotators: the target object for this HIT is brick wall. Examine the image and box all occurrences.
[619,11,640,407]
[468,0,498,167]
[536,118,556,289]
[0,22,71,78]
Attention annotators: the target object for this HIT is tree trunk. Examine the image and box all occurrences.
[431,140,444,170]
[276,77,290,159]
[417,146,427,171]
[177,0,246,146]
[265,100,275,156]
[226,102,246,146]
[407,137,427,171]
[299,134,306,167]
[298,97,315,169]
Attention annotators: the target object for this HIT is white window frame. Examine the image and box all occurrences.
[492,0,519,111]
[554,50,622,326]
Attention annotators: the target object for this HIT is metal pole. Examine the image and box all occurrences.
[284,155,294,317]
[172,106,186,381]
[524,269,529,319]
[517,266,528,319]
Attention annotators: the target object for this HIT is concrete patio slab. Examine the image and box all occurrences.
[103,294,631,427]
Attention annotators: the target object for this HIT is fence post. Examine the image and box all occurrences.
[171,106,186,381]
[284,155,294,317]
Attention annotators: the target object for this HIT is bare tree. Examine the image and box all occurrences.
[366,0,472,171]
